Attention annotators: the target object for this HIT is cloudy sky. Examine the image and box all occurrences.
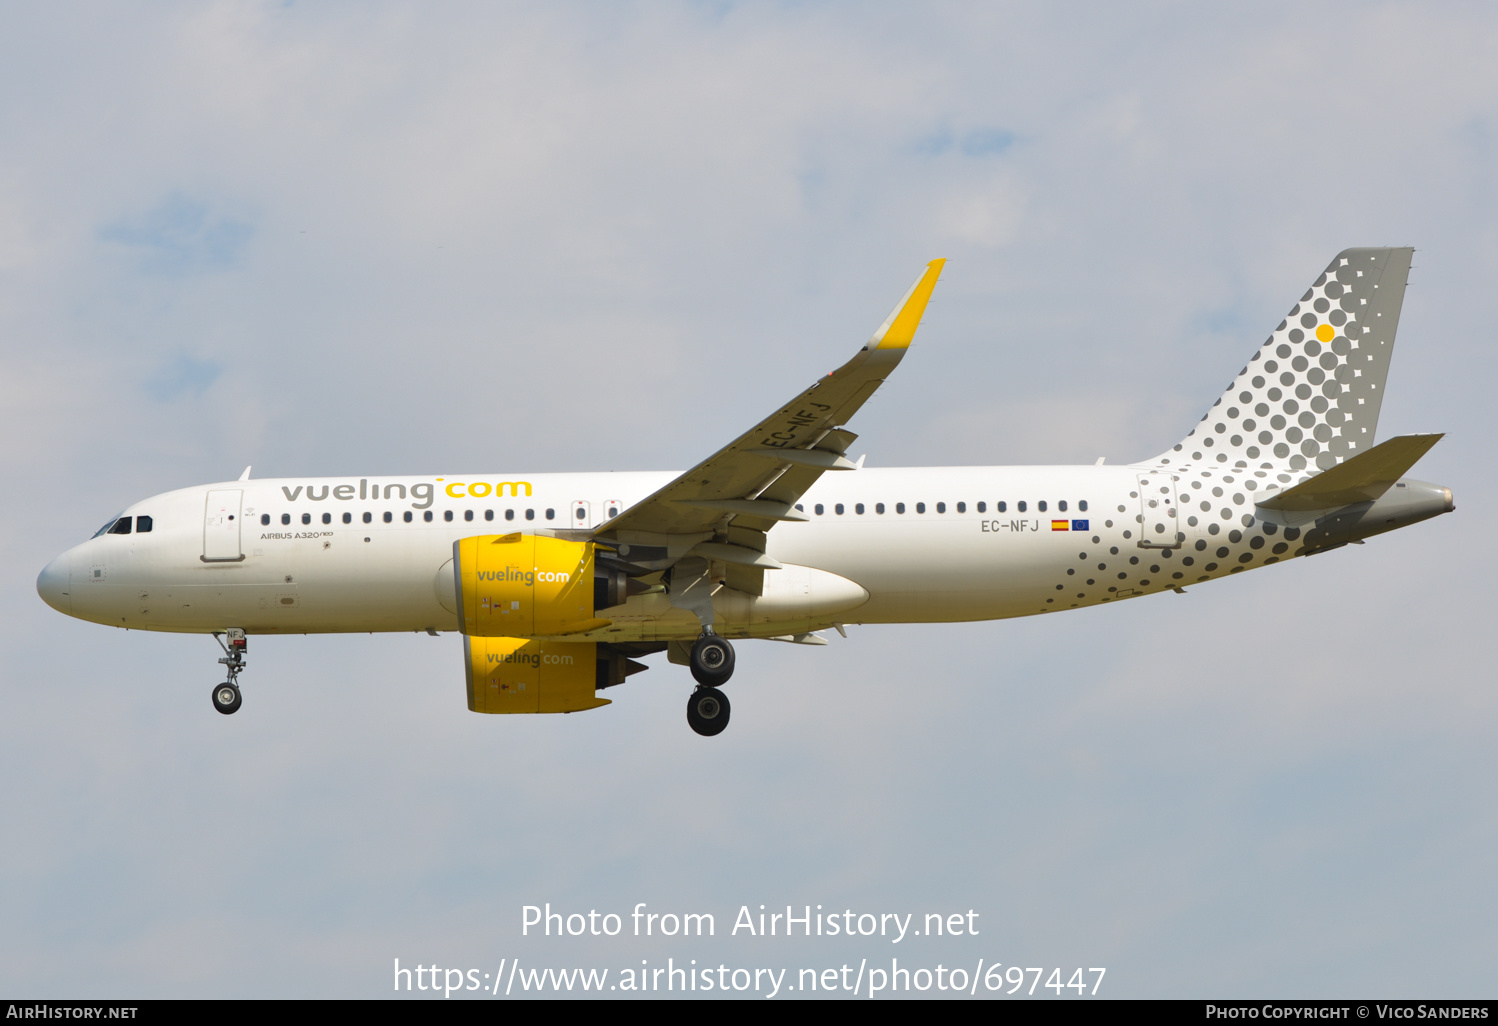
[2,1,1494,998]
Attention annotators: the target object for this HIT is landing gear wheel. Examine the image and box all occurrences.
[212,682,242,715]
[686,687,730,737]
[211,630,248,715]
[690,634,735,687]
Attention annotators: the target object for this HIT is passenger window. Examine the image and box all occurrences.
[485,510,494,521]
[343,513,352,524]
[526,509,535,521]
[1079,500,1088,512]
[505,509,515,521]
[302,513,311,525]
[815,504,824,515]
[464,510,473,522]
[545,508,555,520]
[955,502,965,513]
[322,513,332,525]
[936,502,945,513]
[896,502,905,514]
[444,510,453,522]
[423,511,433,522]
[403,511,413,523]
[977,502,986,513]
[835,503,844,515]
[136,515,153,533]
[109,517,132,535]
[998,501,1007,513]
[607,505,619,518]
[1017,501,1026,512]
[916,502,926,513]
[1038,500,1047,512]
[363,512,372,524]
[383,512,393,523]
[876,503,885,514]
[1059,500,1068,512]
[795,504,804,512]
[261,514,271,526]
[855,503,865,514]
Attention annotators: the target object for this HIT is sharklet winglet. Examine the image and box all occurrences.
[868,258,946,350]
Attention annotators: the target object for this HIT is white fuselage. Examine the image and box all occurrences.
[37,464,1299,641]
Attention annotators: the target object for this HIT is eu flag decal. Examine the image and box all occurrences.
[1051,520,1069,531]
[1072,519,1089,531]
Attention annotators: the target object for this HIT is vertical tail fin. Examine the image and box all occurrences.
[1153,248,1413,474]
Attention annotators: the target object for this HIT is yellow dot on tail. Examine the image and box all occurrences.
[1316,323,1335,343]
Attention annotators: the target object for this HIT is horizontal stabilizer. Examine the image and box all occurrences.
[1256,433,1443,512]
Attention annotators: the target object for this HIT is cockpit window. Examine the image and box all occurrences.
[108,518,132,535]
[136,515,153,533]
[92,517,122,538]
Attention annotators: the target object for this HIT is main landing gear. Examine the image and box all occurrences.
[686,631,734,736]
[211,628,247,715]
[687,687,730,737]
[689,632,734,687]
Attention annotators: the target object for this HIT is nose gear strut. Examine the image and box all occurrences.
[211,629,247,715]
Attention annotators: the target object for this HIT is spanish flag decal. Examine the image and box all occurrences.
[1051,520,1069,531]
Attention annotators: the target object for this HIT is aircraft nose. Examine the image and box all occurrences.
[37,553,71,614]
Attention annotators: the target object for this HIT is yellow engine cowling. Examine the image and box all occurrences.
[454,533,611,638]
[464,636,611,714]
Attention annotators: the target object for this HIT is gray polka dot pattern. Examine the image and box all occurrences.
[1155,248,1413,488]
[1038,248,1415,613]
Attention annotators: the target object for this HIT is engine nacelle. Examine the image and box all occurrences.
[464,637,651,713]
[454,533,612,638]
[465,637,610,713]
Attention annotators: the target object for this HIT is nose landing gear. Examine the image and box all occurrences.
[211,629,247,715]
[212,682,242,714]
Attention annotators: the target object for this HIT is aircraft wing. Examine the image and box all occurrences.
[593,259,945,592]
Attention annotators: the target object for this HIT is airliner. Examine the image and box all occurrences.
[36,249,1452,735]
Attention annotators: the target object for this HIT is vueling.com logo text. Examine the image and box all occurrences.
[476,566,572,587]
[486,651,575,667]
[276,478,531,510]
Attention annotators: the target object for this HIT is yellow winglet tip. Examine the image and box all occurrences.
[871,258,947,350]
